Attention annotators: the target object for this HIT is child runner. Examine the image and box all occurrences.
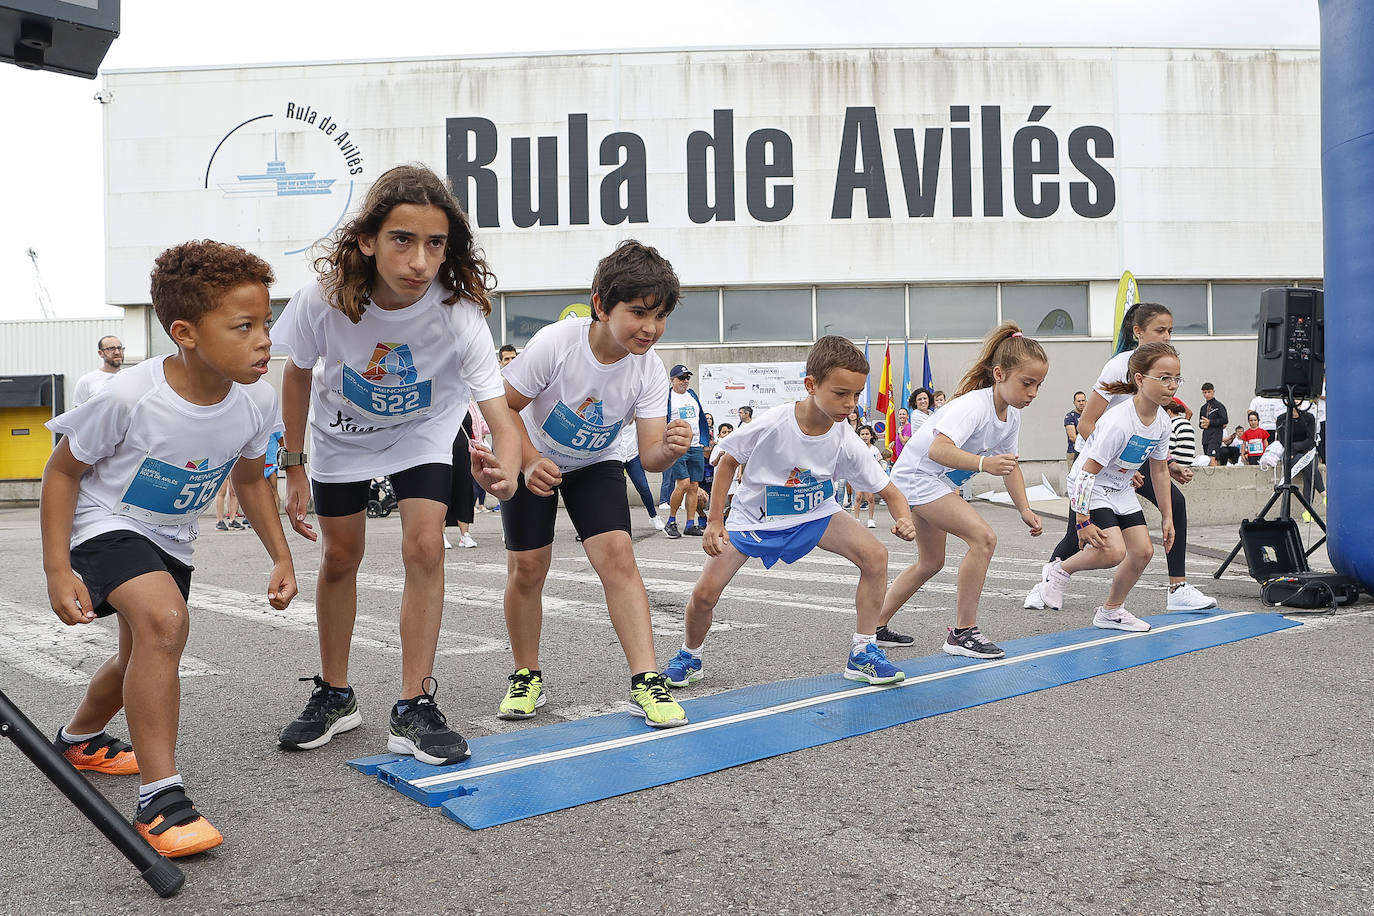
[42,241,297,856]
[498,240,690,727]
[1039,342,1182,631]
[1240,411,1270,465]
[853,424,885,529]
[878,323,1047,659]
[274,164,521,765]
[661,336,917,689]
[1026,302,1215,612]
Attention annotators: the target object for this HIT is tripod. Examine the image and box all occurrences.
[1214,384,1326,578]
[0,688,184,897]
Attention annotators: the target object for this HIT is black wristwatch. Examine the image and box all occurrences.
[277,448,307,468]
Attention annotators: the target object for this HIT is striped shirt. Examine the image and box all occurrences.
[1169,415,1197,464]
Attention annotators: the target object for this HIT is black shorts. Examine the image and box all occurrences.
[501,459,631,551]
[1087,507,1147,531]
[70,531,193,619]
[312,463,452,517]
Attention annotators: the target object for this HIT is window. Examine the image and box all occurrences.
[722,289,812,342]
[485,299,502,347]
[816,287,904,341]
[999,284,1088,337]
[1136,283,1208,335]
[1212,282,1284,336]
[909,285,998,339]
[659,288,720,344]
[504,292,589,346]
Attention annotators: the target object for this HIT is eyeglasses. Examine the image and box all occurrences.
[1143,374,1184,387]
[101,346,125,353]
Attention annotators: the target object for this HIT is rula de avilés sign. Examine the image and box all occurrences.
[446,105,1115,229]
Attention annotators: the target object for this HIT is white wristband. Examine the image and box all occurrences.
[978,455,985,473]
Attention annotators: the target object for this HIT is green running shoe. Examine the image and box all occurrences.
[497,668,546,720]
[629,672,687,728]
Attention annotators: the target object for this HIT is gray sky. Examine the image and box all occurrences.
[1,0,1319,320]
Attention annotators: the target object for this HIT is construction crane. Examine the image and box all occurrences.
[26,247,57,320]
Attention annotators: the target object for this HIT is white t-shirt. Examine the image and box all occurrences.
[72,369,118,407]
[1072,398,1170,494]
[504,316,670,472]
[1074,349,1133,452]
[717,402,888,532]
[613,424,640,464]
[45,356,279,565]
[668,389,702,448]
[889,388,1021,495]
[1248,396,1285,433]
[271,280,504,483]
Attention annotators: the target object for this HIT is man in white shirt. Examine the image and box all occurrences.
[665,364,710,538]
[72,336,124,406]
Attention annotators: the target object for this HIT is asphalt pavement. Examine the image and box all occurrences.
[0,497,1368,915]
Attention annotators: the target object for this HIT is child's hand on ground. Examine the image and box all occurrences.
[1020,507,1043,536]
[664,419,692,458]
[267,561,298,610]
[47,569,95,625]
[523,457,562,497]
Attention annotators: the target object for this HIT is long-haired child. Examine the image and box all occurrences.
[273,164,522,765]
[1038,342,1182,632]
[878,323,1047,658]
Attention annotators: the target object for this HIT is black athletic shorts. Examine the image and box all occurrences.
[501,459,631,551]
[1087,507,1147,531]
[70,530,194,619]
[311,462,452,517]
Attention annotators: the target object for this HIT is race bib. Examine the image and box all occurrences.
[340,364,433,424]
[945,468,977,487]
[1246,438,1265,455]
[541,401,622,456]
[1115,434,1157,473]
[116,456,236,526]
[764,479,835,517]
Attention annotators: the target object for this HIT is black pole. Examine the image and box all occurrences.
[0,688,184,897]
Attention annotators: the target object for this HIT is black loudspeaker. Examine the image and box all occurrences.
[1,0,119,79]
[1238,517,1308,581]
[1255,287,1324,398]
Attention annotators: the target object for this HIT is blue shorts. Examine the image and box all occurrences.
[670,445,705,482]
[728,515,832,569]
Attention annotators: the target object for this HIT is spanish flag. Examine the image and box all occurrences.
[874,340,896,452]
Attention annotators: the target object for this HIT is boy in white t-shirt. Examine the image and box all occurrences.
[41,241,298,858]
[662,336,917,689]
[498,240,692,727]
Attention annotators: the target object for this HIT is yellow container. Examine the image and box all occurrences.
[0,407,54,478]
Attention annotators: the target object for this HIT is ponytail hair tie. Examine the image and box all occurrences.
[1011,331,1023,338]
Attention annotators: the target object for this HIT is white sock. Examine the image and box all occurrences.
[681,642,703,658]
[59,726,102,744]
[852,633,876,652]
[138,774,184,810]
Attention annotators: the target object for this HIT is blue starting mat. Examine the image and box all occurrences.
[350,610,1299,829]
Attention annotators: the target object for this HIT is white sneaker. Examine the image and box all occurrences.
[1040,560,1070,611]
[1024,582,1047,610]
[443,533,454,550]
[651,516,666,531]
[658,502,671,513]
[459,533,477,549]
[1093,606,1151,632]
[1166,582,1217,611]
[866,519,877,529]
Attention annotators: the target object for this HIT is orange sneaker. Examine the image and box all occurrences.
[55,731,139,775]
[134,789,223,858]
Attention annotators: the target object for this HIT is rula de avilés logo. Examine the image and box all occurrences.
[204,102,366,255]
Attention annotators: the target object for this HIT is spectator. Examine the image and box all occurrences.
[1275,402,1324,503]
[1248,394,1284,434]
[894,407,911,460]
[498,344,517,368]
[737,405,753,425]
[1216,425,1243,466]
[907,387,934,432]
[1241,411,1270,465]
[72,335,124,406]
[1064,390,1086,468]
[932,390,947,409]
[1197,382,1229,466]
[664,364,710,538]
[1165,400,1197,465]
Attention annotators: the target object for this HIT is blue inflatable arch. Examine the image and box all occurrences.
[1320,0,1374,588]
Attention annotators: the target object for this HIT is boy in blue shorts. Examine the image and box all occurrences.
[663,336,917,688]
[41,240,298,857]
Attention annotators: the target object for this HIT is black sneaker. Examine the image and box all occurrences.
[684,524,705,537]
[279,675,362,751]
[388,677,470,766]
[942,626,1006,660]
[875,625,915,647]
[663,521,682,539]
